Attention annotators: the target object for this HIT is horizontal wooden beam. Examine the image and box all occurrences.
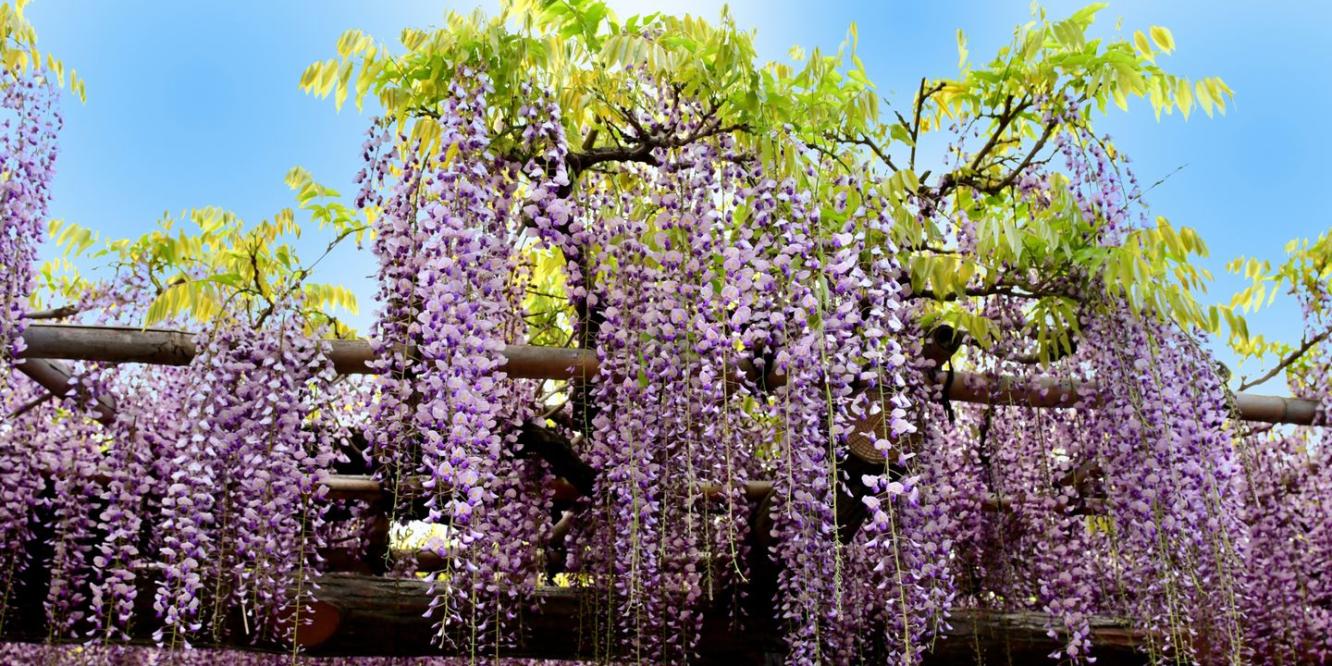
[12,323,1321,426]
[12,358,115,424]
[16,323,599,379]
[299,575,1146,663]
[319,473,1093,516]
[16,323,1319,425]
[0,571,1147,664]
[319,474,775,503]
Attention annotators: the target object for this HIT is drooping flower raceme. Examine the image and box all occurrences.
[152,312,339,648]
[0,67,61,369]
[361,67,550,653]
[1061,308,1247,663]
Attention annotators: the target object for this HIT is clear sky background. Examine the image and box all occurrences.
[24,0,1332,387]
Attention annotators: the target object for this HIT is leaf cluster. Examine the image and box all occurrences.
[297,1,1251,367]
[0,0,84,100]
[40,170,366,337]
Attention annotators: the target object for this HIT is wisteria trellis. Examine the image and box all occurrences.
[4,2,1332,665]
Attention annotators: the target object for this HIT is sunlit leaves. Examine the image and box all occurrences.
[294,0,1254,380]
[0,1,84,101]
[43,180,361,333]
[1149,25,1175,54]
[1175,77,1193,119]
[1133,31,1153,59]
[300,0,894,184]
[523,245,574,347]
[284,166,369,243]
[1096,217,1212,326]
[301,282,359,317]
[144,277,222,326]
[49,219,97,257]
[29,257,87,311]
[893,6,1241,358]
[1225,232,1332,373]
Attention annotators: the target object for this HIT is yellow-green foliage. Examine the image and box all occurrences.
[43,1,1327,382]
[301,0,1241,365]
[41,171,365,337]
[0,0,84,100]
[1225,233,1332,386]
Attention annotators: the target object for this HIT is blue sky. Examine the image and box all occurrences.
[25,0,1332,387]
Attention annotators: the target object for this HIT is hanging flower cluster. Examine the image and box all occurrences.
[361,66,550,652]
[87,364,177,641]
[153,313,339,647]
[748,168,925,662]
[345,59,1255,664]
[512,100,933,659]
[1,329,340,648]
[0,361,131,643]
[0,371,47,629]
[1235,277,1332,663]
[1080,311,1246,662]
[8,11,1332,666]
[575,139,762,660]
[0,67,61,369]
[0,642,579,665]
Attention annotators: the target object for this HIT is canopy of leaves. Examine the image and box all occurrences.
[296,0,1235,366]
[29,0,1327,386]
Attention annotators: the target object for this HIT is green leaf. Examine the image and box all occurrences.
[1176,77,1193,119]
[889,123,913,146]
[1149,26,1175,54]
[1196,80,1214,118]
[1132,30,1153,58]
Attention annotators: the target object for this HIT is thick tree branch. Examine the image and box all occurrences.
[935,114,1059,199]
[22,305,81,320]
[12,358,116,424]
[4,391,54,421]
[966,94,1027,174]
[909,79,946,170]
[827,130,899,172]
[566,120,747,174]
[977,116,1060,194]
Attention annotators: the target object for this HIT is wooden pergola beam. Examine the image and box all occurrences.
[15,323,598,379]
[12,358,115,424]
[295,575,1146,663]
[15,323,1320,425]
[320,473,1084,516]
[0,571,1147,664]
[320,473,775,502]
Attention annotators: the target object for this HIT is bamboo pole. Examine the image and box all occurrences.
[17,323,598,378]
[16,323,1321,425]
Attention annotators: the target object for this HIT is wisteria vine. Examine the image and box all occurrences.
[7,8,1332,666]
[0,66,61,370]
